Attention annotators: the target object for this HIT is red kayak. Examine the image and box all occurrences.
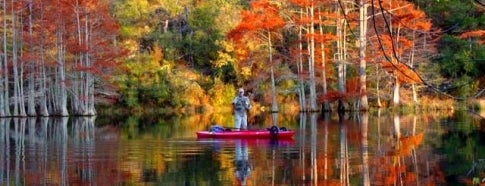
[196,129,295,139]
[196,138,296,146]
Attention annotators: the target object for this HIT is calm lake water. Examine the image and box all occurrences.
[1,110,484,185]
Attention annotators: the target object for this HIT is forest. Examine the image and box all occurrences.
[0,0,484,117]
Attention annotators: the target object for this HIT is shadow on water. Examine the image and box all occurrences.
[0,109,485,185]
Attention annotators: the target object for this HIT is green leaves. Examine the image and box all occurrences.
[437,33,484,97]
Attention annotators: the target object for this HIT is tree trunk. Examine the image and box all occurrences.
[56,31,69,116]
[308,5,317,112]
[36,0,49,116]
[393,77,400,106]
[85,16,95,116]
[11,0,26,116]
[268,31,278,112]
[27,0,36,116]
[297,15,306,112]
[376,65,382,107]
[73,1,88,115]
[358,1,369,111]
[0,0,6,117]
[2,0,11,117]
[410,25,419,104]
[318,9,330,112]
[336,3,346,94]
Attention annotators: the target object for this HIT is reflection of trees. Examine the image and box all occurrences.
[120,114,215,139]
[72,117,95,184]
[310,113,317,185]
[361,112,369,186]
[438,110,485,184]
[0,117,103,185]
[322,112,330,183]
[54,117,69,185]
[0,111,473,185]
[338,112,349,186]
[370,112,444,185]
[156,146,225,185]
[0,118,11,184]
[284,111,448,185]
[298,112,307,182]
[13,118,26,186]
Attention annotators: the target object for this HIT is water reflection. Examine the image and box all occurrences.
[360,112,370,186]
[0,110,483,185]
[234,140,250,185]
[0,117,96,185]
[338,112,349,186]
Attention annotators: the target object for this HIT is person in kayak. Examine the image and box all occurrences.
[232,88,251,130]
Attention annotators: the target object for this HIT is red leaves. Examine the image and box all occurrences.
[12,0,126,79]
[318,90,346,102]
[318,78,363,102]
[228,0,284,42]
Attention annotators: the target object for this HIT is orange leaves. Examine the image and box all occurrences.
[289,0,313,7]
[459,30,485,44]
[381,61,423,84]
[369,0,432,86]
[459,30,485,38]
[398,132,424,156]
[228,0,284,42]
[311,33,337,43]
[392,5,432,31]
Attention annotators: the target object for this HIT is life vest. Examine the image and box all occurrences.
[235,97,246,111]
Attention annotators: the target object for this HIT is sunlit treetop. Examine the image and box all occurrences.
[228,0,285,41]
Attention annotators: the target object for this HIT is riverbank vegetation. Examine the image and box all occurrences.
[0,0,484,117]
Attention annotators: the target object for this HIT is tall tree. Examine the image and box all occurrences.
[0,0,9,116]
[67,0,124,115]
[369,0,431,106]
[288,0,338,112]
[11,0,26,116]
[358,0,369,110]
[228,0,285,112]
[26,0,36,116]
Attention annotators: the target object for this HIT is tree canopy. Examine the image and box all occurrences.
[1,0,484,116]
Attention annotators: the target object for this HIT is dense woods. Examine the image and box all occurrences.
[1,0,484,116]
[0,0,125,117]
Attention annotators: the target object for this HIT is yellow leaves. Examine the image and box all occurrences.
[212,40,236,68]
[241,66,252,78]
[213,52,232,68]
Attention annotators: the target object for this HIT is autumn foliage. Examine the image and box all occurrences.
[381,62,423,84]
[0,0,126,116]
[228,0,285,42]
[459,30,485,44]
